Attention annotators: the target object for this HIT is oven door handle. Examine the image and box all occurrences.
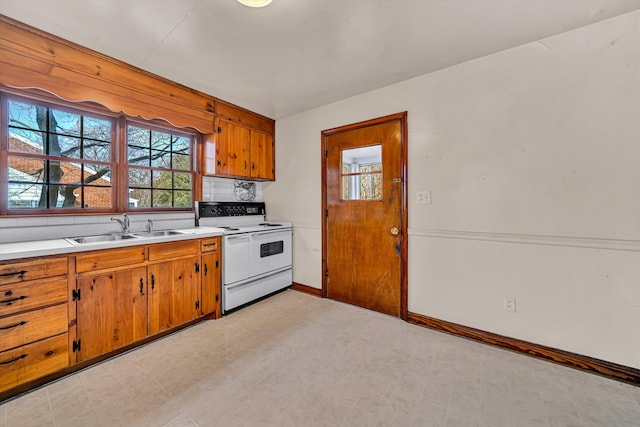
[226,235,251,240]
[252,230,291,238]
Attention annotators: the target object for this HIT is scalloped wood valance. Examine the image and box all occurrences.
[0,15,218,133]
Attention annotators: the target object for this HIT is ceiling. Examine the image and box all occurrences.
[1,0,639,119]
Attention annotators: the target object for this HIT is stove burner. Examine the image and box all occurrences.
[259,223,283,227]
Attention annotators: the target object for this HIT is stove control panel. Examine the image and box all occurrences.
[197,201,266,218]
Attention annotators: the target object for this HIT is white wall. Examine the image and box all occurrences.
[264,11,640,369]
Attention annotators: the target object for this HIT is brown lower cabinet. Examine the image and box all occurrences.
[76,267,148,362]
[0,236,222,401]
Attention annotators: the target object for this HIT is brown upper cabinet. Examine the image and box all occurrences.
[203,117,275,181]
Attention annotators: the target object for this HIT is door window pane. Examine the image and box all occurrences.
[341,145,382,200]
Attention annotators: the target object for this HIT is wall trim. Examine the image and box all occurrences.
[408,228,640,252]
[407,312,640,386]
[290,282,323,297]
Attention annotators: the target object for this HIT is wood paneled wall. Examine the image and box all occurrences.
[0,15,274,135]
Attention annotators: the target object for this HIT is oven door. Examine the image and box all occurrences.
[223,234,251,285]
[249,229,292,278]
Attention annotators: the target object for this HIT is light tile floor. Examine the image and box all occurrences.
[1,290,639,427]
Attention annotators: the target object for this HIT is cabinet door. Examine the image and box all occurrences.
[250,130,275,180]
[201,251,220,317]
[147,262,173,335]
[148,257,199,335]
[76,267,147,362]
[216,119,250,177]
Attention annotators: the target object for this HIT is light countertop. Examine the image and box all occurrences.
[0,227,224,261]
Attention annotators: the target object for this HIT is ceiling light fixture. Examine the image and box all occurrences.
[237,0,272,7]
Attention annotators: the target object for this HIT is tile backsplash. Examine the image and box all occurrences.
[0,212,195,244]
[202,177,263,202]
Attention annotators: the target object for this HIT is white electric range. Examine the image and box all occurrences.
[195,201,292,313]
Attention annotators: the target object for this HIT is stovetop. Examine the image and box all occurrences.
[195,201,291,235]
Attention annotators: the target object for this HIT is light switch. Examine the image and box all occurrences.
[416,190,431,204]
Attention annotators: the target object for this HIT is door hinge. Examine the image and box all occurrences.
[72,340,81,353]
[325,147,328,157]
[325,209,328,217]
[72,289,81,301]
[325,269,329,277]
[217,126,222,133]
[195,263,200,273]
[215,260,219,268]
[195,300,200,310]
[215,295,219,302]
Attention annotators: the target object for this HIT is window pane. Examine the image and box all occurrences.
[127,126,149,147]
[342,173,382,201]
[151,131,171,151]
[83,117,111,141]
[8,183,46,209]
[172,153,190,170]
[174,190,191,208]
[84,186,112,208]
[153,190,172,208]
[9,156,45,183]
[341,145,382,201]
[50,109,80,136]
[56,136,81,158]
[8,128,45,154]
[83,141,110,162]
[174,172,191,190]
[49,161,81,185]
[342,145,382,166]
[129,168,151,187]
[8,100,40,130]
[172,136,190,153]
[129,188,151,208]
[50,185,80,208]
[84,164,112,186]
[150,150,171,168]
[152,170,173,189]
[128,146,150,165]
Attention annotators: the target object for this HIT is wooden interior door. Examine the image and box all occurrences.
[323,112,407,318]
[76,267,147,361]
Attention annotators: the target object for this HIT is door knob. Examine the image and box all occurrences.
[390,227,399,236]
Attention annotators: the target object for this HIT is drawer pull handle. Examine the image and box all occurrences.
[203,243,216,247]
[0,321,27,330]
[0,270,27,278]
[0,295,27,305]
[0,354,27,365]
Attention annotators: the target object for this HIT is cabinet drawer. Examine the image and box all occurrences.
[0,257,67,286]
[0,278,68,318]
[76,246,146,273]
[0,304,68,353]
[200,238,219,253]
[149,240,198,261]
[0,333,68,394]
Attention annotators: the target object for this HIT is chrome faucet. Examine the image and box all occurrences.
[111,214,130,233]
[147,219,153,233]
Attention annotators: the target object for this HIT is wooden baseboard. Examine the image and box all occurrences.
[407,312,640,386]
[290,282,323,297]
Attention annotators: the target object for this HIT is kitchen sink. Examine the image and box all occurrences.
[66,233,141,245]
[132,230,185,238]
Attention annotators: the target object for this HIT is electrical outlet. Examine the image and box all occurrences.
[416,190,431,204]
[504,296,516,312]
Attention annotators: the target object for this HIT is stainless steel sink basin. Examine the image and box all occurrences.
[132,230,185,238]
[66,233,140,245]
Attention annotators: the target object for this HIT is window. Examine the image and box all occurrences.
[342,145,383,200]
[127,124,194,209]
[1,93,196,214]
[5,97,114,211]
